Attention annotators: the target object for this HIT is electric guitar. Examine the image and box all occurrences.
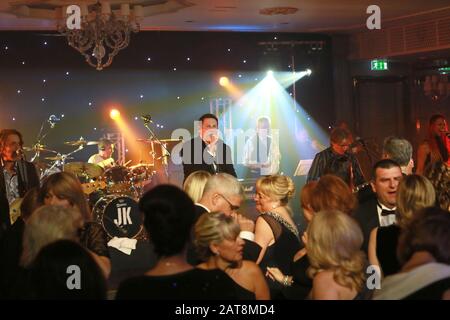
[9,197,23,225]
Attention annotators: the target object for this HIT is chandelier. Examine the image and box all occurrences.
[58,2,141,70]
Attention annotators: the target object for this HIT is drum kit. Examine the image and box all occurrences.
[23,137,160,240]
[21,113,184,240]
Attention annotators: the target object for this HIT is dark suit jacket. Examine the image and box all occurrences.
[187,205,261,265]
[180,137,236,181]
[353,197,380,253]
[0,161,40,234]
[0,217,25,296]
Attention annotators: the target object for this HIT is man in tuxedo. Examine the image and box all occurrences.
[307,127,365,189]
[0,129,40,237]
[353,159,403,252]
[181,113,236,181]
[188,173,261,264]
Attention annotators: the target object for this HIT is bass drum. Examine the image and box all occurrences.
[93,195,144,239]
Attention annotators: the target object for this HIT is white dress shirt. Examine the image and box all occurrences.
[376,202,397,227]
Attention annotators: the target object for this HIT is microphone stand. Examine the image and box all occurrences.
[31,117,56,162]
[142,119,170,180]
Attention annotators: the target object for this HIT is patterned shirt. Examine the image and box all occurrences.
[3,168,19,204]
[306,147,366,187]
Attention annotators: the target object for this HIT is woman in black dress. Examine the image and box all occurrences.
[195,212,270,300]
[116,185,239,300]
[253,175,300,298]
[266,175,358,299]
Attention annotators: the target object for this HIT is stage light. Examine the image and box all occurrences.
[110,109,120,120]
[267,70,274,77]
[219,76,229,86]
[306,69,312,76]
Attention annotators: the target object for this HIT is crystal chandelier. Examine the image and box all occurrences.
[58,2,141,70]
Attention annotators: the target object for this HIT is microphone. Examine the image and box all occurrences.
[15,149,24,160]
[140,114,153,123]
[48,114,60,128]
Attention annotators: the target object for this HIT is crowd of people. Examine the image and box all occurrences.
[0,113,448,300]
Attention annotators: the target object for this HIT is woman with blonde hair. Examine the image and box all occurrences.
[266,176,357,299]
[266,181,316,299]
[39,172,111,278]
[183,170,211,203]
[307,210,367,300]
[368,174,436,277]
[21,205,83,267]
[195,212,270,300]
[254,175,301,298]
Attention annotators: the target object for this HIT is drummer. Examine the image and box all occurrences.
[88,139,115,169]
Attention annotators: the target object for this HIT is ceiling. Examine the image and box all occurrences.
[0,0,450,33]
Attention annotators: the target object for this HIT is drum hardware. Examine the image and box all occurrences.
[82,181,107,195]
[45,155,74,161]
[139,116,172,180]
[29,115,62,162]
[64,162,104,179]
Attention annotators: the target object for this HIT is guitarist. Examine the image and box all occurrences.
[307,127,366,188]
[0,129,40,237]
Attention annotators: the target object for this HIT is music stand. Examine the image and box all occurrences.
[294,159,313,176]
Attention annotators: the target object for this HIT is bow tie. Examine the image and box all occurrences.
[381,209,396,216]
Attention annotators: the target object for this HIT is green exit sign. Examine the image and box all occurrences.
[371,59,388,71]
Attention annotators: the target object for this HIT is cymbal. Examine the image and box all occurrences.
[64,162,104,179]
[64,139,98,146]
[45,155,74,161]
[23,144,57,153]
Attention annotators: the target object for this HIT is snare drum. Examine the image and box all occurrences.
[93,195,143,239]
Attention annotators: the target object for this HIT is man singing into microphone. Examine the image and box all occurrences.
[307,127,365,189]
[0,129,40,234]
[180,113,236,181]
